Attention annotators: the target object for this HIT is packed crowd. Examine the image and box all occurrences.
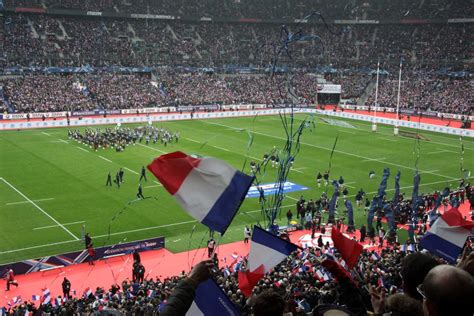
[1,73,320,112]
[4,226,473,314]
[2,71,472,115]
[1,14,471,69]
[4,0,473,20]
[366,72,473,115]
[68,125,178,151]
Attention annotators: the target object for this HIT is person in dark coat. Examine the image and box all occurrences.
[62,277,71,299]
[360,224,367,242]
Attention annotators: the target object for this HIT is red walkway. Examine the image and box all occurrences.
[1,202,471,307]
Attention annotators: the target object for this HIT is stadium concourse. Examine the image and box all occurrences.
[0,201,470,310]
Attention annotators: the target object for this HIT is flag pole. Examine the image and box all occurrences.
[372,60,380,132]
[394,59,402,136]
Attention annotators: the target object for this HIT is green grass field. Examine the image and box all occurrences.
[0,113,472,264]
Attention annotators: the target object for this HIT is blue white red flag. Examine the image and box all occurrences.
[41,288,51,304]
[186,279,240,316]
[420,208,474,263]
[31,295,41,301]
[148,152,254,234]
[247,225,298,273]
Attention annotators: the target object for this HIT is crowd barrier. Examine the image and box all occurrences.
[0,108,472,137]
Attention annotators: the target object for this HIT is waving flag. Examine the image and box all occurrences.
[345,200,354,228]
[368,168,390,228]
[331,227,363,269]
[408,172,421,242]
[148,152,254,234]
[83,287,93,298]
[246,226,298,272]
[41,288,51,305]
[420,208,474,263]
[186,279,240,316]
[239,226,298,296]
[328,181,340,222]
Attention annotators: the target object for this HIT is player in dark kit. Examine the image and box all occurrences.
[139,166,147,182]
[115,172,120,188]
[137,183,144,199]
[119,168,124,183]
[106,172,112,186]
[323,171,329,186]
[316,172,322,187]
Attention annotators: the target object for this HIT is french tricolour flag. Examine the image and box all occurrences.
[185,279,239,316]
[148,152,254,234]
[31,295,41,301]
[420,207,474,263]
[238,226,298,296]
[247,226,298,273]
[41,288,51,305]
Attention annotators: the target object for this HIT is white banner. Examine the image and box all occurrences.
[317,84,341,94]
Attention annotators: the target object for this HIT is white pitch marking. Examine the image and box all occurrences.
[377,137,397,142]
[6,197,55,206]
[186,138,200,143]
[361,157,387,163]
[0,177,79,240]
[41,132,51,136]
[213,145,230,152]
[33,221,85,231]
[123,167,139,175]
[137,143,167,154]
[291,168,304,174]
[0,205,296,255]
[58,139,68,144]
[204,120,457,180]
[427,150,448,155]
[153,180,162,186]
[76,146,89,153]
[98,155,112,163]
[144,184,161,189]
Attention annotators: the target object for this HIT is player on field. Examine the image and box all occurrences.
[139,166,147,182]
[316,172,322,187]
[106,172,112,186]
[137,183,145,199]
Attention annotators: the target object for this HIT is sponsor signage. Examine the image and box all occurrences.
[246,181,309,198]
[0,237,165,275]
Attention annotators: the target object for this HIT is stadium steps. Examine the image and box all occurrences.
[26,17,39,39]
[359,79,376,106]
[57,20,68,39]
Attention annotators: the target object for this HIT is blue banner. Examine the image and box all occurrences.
[246,181,308,198]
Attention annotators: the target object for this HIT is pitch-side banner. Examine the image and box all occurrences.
[0,237,165,276]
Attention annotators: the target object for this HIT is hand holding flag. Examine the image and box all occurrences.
[331,226,363,269]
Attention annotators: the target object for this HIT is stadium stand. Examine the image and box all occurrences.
[0,1,473,314]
